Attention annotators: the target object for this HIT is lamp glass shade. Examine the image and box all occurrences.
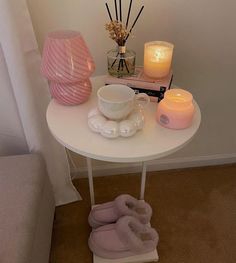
[41,30,95,106]
[41,30,95,83]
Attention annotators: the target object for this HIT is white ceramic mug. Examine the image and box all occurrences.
[97,84,150,120]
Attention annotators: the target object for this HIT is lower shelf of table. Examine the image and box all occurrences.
[93,249,159,263]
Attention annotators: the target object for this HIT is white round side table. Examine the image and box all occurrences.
[46,76,201,206]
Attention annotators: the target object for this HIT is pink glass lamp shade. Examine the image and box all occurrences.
[41,30,95,105]
[156,89,195,129]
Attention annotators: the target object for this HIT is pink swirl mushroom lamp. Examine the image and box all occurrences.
[41,31,95,105]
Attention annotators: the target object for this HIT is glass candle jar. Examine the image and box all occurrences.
[156,89,195,129]
[144,41,174,79]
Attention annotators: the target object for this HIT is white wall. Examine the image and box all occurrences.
[27,0,236,169]
[0,46,28,155]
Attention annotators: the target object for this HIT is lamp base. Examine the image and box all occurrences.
[50,79,92,106]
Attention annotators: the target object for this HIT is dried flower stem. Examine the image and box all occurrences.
[105,21,128,46]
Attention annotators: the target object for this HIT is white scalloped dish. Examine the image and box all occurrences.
[88,107,145,139]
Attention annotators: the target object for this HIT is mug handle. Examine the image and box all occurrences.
[135,93,150,108]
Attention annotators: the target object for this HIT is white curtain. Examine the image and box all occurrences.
[0,0,81,205]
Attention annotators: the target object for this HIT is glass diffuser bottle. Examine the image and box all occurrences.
[105,1,144,78]
[107,46,136,77]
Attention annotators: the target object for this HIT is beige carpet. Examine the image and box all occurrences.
[50,164,236,263]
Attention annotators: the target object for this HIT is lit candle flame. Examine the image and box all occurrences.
[154,49,165,62]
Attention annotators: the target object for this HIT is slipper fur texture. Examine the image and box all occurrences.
[88,194,152,228]
[88,216,159,259]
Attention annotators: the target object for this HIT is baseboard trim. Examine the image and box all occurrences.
[71,153,236,178]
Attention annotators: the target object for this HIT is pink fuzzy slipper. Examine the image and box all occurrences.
[88,216,159,259]
[88,194,152,228]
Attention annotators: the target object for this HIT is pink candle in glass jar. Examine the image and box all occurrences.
[156,89,195,129]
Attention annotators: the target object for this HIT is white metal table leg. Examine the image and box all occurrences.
[140,162,147,200]
[86,157,95,206]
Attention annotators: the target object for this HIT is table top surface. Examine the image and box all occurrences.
[46,76,201,163]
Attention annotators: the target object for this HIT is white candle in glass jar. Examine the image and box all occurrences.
[144,41,174,79]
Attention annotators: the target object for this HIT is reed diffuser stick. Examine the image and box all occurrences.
[125,5,144,42]
[119,0,122,22]
[105,3,113,21]
[124,59,130,73]
[114,0,118,21]
[126,0,133,29]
